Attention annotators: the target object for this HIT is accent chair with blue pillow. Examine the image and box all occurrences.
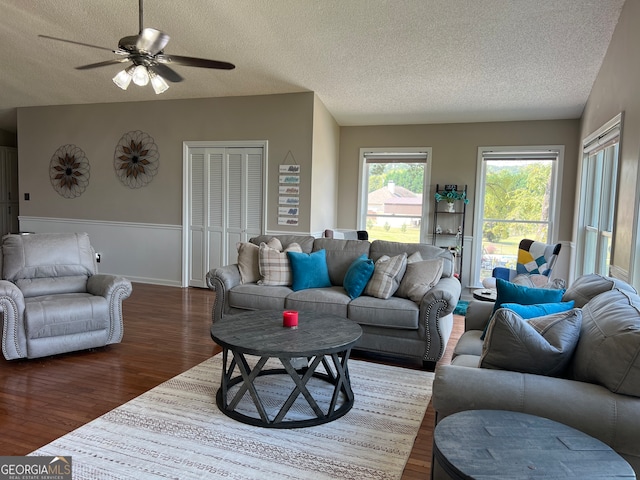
[482,238,562,289]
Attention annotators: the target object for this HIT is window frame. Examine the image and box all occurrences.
[471,145,564,287]
[357,147,432,243]
[576,113,622,278]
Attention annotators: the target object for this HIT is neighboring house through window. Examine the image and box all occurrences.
[472,146,563,287]
[358,148,431,243]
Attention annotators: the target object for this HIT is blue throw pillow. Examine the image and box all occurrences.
[343,254,375,299]
[493,278,565,313]
[481,278,566,339]
[287,250,332,291]
[501,301,575,319]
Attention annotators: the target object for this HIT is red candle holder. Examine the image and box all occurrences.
[283,310,298,328]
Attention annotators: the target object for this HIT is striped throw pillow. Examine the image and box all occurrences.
[258,242,302,286]
[364,253,408,299]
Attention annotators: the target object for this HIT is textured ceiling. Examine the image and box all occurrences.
[0,0,625,133]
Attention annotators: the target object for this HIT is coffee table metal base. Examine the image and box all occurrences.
[216,347,355,428]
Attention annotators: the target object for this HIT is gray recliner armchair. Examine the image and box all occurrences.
[0,232,132,360]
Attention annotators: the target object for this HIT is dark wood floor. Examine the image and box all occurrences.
[0,282,464,479]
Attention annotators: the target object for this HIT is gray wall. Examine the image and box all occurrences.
[17,92,319,233]
[337,120,581,243]
[580,0,640,285]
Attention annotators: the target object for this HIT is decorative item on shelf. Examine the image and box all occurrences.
[114,130,159,189]
[434,188,469,209]
[49,144,90,198]
[435,224,442,234]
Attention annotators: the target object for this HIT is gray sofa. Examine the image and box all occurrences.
[0,232,133,360]
[206,235,461,368]
[432,274,640,477]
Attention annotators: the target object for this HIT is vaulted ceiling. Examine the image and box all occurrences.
[0,0,625,133]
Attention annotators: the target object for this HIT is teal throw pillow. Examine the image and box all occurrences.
[493,278,565,312]
[501,301,575,319]
[343,254,375,299]
[287,249,332,292]
[481,278,566,339]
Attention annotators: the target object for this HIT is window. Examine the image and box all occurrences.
[358,148,431,243]
[576,114,621,277]
[472,146,563,287]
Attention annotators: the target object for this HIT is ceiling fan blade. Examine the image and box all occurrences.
[38,34,115,52]
[76,59,130,70]
[163,54,235,70]
[137,28,170,55]
[149,64,183,83]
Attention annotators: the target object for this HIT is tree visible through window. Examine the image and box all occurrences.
[358,150,430,243]
[474,147,562,286]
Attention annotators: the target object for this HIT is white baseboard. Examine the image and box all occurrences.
[19,216,183,287]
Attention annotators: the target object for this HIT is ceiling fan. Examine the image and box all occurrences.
[38,0,235,94]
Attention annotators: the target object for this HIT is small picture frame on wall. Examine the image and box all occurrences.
[278,217,299,226]
[278,207,299,216]
[279,164,301,174]
[279,185,299,195]
[279,175,300,184]
[279,196,299,205]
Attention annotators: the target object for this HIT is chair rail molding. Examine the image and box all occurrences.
[18,216,182,286]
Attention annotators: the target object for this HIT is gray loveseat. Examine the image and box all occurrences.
[0,232,133,360]
[207,235,461,368]
[432,274,640,477]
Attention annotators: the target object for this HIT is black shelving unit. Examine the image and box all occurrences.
[432,184,467,282]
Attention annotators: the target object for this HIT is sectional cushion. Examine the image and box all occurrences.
[312,238,371,286]
[2,232,96,281]
[571,288,640,397]
[287,249,332,292]
[348,295,419,330]
[285,286,350,317]
[229,284,291,311]
[364,253,407,299]
[343,254,375,299]
[257,242,302,286]
[480,308,582,377]
[562,273,638,308]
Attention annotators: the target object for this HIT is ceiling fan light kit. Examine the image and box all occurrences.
[149,70,169,94]
[41,0,234,95]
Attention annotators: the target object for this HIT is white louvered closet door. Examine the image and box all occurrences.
[188,146,263,287]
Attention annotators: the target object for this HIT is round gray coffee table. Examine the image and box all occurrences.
[433,410,635,479]
[210,310,362,429]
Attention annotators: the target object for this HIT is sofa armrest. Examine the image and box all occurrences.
[206,264,242,323]
[421,276,461,316]
[433,364,640,466]
[419,276,462,363]
[87,274,133,299]
[87,274,132,344]
[464,300,494,331]
[0,279,27,360]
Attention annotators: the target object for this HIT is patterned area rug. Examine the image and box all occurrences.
[31,354,434,479]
